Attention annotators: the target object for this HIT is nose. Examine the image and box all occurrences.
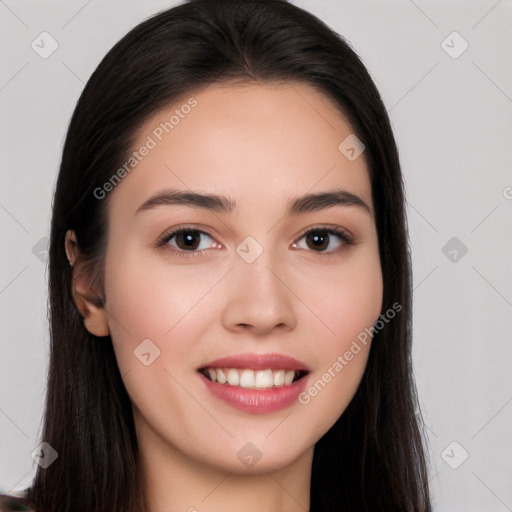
[220,253,297,335]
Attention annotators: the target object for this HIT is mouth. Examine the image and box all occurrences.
[197,353,311,413]
[198,367,309,389]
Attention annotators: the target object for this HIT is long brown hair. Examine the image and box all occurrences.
[16,0,431,510]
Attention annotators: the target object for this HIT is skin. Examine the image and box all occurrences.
[65,81,383,512]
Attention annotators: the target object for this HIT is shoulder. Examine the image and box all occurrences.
[0,494,35,511]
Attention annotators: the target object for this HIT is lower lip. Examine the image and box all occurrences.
[199,372,309,414]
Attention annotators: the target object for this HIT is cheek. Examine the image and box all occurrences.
[296,248,383,349]
[101,253,219,427]
[102,251,220,373]
[293,251,382,434]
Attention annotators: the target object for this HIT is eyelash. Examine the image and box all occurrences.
[155,225,355,259]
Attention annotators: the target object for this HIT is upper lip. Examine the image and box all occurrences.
[199,353,310,372]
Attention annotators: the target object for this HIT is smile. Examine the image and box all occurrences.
[199,367,309,389]
[196,353,311,413]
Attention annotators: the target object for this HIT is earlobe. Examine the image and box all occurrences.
[65,229,110,337]
[75,282,110,336]
[83,310,110,337]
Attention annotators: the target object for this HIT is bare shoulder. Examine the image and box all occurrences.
[0,494,35,511]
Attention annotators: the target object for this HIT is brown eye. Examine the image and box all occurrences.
[162,229,217,252]
[174,230,202,250]
[305,230,330,251]
[292,228,353,254]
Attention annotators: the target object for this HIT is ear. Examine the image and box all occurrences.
[65,229,110,337]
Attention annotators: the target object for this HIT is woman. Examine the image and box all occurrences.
[1,0,431,510]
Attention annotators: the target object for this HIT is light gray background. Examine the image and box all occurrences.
[1,1,511,510]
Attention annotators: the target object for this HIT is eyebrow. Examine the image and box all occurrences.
[134,188,371,216]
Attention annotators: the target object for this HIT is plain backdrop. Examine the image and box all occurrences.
[1,1,511,510]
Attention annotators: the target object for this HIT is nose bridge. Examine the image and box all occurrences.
[221,239,297,332]
[240,252,282,297]
[236,243,288,305]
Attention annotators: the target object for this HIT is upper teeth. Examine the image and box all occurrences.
[205,368,296,388]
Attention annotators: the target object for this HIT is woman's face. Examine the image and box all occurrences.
[93,82,382,474]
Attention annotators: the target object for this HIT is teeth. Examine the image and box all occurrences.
[254,369,272,388]
[240,369,255,388]
[203,367,302,388]
[273,369,284,386]
[227,368,240,386]
[216,368,227,384]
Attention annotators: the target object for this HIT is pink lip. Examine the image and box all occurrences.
[197,353,311,414]
[199,352,310,371]
[198,372,309,414]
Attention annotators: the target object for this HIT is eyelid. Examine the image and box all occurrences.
[155,223,355,257]
[293,224,354,244]
[291,225,355,256]
[155,224,221,256]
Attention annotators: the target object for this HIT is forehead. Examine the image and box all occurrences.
[107,81,372,219]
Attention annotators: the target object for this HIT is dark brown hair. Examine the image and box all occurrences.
[13,0,431,510]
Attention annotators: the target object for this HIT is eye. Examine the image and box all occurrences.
[157,228,220,255]
[156,225,354,258]
[292,228,353,254]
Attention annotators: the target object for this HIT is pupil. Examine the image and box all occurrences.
[307,230,328,251]
[178,231,199,250]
